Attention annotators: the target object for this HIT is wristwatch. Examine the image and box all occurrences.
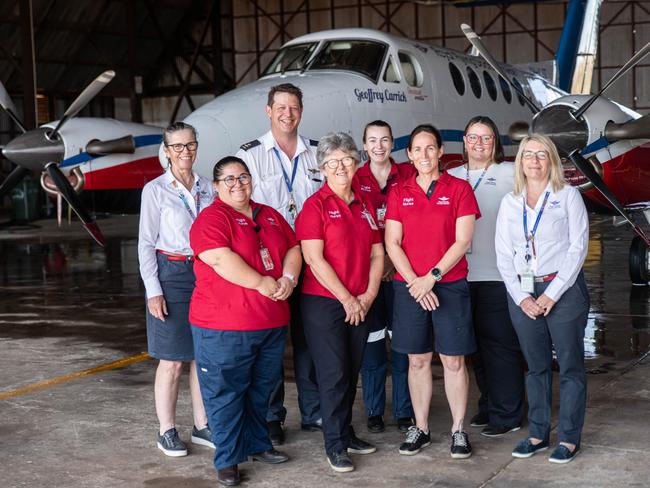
[282,272,296,286]
[430,267,443,281]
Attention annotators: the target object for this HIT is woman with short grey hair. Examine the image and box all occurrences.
[296,132,384,473]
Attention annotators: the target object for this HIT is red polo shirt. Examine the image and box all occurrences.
[189,197,298,330]
[296,184,382,300]
[353,159,416,237]
[385,171,480,283]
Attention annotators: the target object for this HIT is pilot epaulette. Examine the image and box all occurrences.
[309,139,318,147]
[240,139,261,151]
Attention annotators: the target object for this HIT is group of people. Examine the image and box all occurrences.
[137,82,590,487]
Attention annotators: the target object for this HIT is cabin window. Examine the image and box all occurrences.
[309,40,387,81]
[398,51,423,87]
[449,62,465,96]
[262,42,319,75]
[467,67,482,98]
[512,77,526,106]
[383,56,400,83]
[483,71,497,101]
[499,75,512,104]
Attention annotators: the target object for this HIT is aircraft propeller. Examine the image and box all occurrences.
[0,70,123,247]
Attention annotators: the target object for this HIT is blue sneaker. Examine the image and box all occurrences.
[512,438,549,458]
[549,444,579,464]
[191,425,215,449]
[157,428,188,457]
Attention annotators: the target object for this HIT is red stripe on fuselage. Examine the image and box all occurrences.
[83,157,164,190]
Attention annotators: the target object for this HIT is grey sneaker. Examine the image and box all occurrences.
[191,425,215,449]
[157,428,188,457]
[450,431,472,459]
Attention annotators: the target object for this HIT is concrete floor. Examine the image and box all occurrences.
[0,214,649,487]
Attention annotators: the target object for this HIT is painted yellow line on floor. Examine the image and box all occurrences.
[0,352,151,401]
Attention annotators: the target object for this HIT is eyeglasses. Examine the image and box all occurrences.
[166,141,198,153]
[217,173,252,188]
[465,134,494,144]
[322,156,357,169]
[522,150,549,161]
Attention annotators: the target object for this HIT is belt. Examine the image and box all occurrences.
[518,272,557,283]
[156,249,195,262]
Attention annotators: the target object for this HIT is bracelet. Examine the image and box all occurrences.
[282,272,296,286]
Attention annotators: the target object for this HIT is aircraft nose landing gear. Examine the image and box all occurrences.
[629,236,650,285]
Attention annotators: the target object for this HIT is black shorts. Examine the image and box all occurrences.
[391,279,476,356]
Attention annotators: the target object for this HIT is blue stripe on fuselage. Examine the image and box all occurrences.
[59,134,163,168]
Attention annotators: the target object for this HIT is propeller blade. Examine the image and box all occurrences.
[0,81,27,133]
[573,40,650,120]
[508,121,530,142]
[604,115,650,142]
[460,23,540,113]
[44,163,106,247]
[0,166,30,199]
[85,135,135,156]
[50,70,115,138]
[568,150,650,246]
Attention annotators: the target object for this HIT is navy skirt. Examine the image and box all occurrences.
[146,253,196,361]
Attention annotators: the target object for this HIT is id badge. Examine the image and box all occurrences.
[363,210,379,230]
[376,206,387,229]
[259,244,275,271]
[288,198,297,222]
[520,268,535,294]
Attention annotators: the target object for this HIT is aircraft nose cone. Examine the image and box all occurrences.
[3,128,65,172]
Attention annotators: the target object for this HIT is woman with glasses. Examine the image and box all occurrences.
[296,132,384,473]
[495,135,589,464]
[447,116,525,438]
[189,156,301,486]
[354,120,415,434]
[385,124,480,460]
[138,122,214,457]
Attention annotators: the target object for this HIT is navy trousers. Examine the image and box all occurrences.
[507,273,589,446]
[192,326,287,469]
[470,281,525,428]
[267,277,321,425]
[361,281,413,419]
[302,294,370,455]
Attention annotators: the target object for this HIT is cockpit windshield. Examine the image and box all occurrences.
[309,40,387,81]
[263,42,319,75]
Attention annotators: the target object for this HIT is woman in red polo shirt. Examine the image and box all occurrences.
[296,132,384,474]
[189,156,302,487]
[385,124,480,460]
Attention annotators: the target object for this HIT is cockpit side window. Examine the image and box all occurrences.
[262,42,319,75]
[309,40,387,81]
[398,52,423,87]
[383,56,400,83]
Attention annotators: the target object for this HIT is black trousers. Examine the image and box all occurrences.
[470,281,525,428]
[301,294,370,455]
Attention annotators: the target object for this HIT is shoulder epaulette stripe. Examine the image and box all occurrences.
[309,139,319,146]
[240,139,261,151]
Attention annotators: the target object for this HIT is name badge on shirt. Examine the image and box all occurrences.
[259,243,275,271]
[520,267,535,294]
[376,206,387,229]
[362,209,379,230]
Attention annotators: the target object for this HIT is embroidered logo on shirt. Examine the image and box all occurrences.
[266,217,279,226]
[402,197,415,206]
[437,196,451,205]
[235,218,248,226]
[360,184,372,192]
[548,200,561,209]
[485,177,497,186]
[328,210,342,219]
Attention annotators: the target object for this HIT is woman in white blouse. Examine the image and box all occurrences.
[138,122,214,457]
[495,134,589,464]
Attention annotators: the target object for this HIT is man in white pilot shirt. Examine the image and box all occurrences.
[236,83,322,445]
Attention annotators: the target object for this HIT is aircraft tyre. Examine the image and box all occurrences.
[629,236,649,285]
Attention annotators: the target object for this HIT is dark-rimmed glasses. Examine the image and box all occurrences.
[217,173,252,188]
[165,141,198,153]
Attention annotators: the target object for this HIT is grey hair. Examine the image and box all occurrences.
[317,132,360,166]
[163,121,197,145]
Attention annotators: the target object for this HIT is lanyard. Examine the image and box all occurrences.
[522,191,550,262]
[272,147,300,194]
[465,163,489,191]
[177,180,201,221]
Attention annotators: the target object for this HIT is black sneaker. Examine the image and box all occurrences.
[470,412,489,427]
[367,415,385,433]
[480,424,521,438]
[157,428,188,457]
[512,438,549,458]
[348,426,376,454]
[397,417,415,433]
[267,420,284,446]
[450,431,472,459]
[327,450,354,473]
[398,426,431,455]
[191,425,216,449]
